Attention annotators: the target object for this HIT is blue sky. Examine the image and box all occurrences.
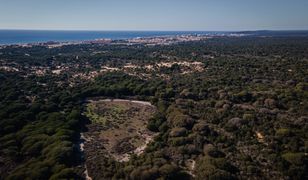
[0,0,307,31]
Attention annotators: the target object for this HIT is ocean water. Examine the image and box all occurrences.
[0,30,221,45]
[1,30,308,45]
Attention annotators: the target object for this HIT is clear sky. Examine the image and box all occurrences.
[0,0,307,31]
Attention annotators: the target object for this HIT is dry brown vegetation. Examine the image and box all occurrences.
[82,99,157,178]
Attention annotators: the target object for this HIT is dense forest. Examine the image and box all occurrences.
[0,36,307,179]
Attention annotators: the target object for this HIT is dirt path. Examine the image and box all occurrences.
[99,99,154,106]
[79,133,92,180]
[134,132,156,155]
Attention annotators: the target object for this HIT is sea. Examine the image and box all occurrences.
[2,30,307,45]
[0,30,224,45]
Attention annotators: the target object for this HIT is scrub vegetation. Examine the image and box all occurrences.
[0,36,307,179]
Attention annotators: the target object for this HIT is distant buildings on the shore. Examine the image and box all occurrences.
[0,33,247,48]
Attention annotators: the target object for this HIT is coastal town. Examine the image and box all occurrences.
[0,32,247,48]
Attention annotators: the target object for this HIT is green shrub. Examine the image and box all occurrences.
[282,152,306,165]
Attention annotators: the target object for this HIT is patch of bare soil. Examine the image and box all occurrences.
[81,99,157,179]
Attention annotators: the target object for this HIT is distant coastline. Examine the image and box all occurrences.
[0,30,225,45]
[1,30,308,45]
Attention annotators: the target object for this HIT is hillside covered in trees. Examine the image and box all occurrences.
[0,36,307,179]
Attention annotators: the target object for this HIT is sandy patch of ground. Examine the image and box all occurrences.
[79,133,93,180]
[100,66,120,72]
[185,159,196,177]
[52,69,62,75]
[256,131,267,145]
[66,60,205,81]
[83,99,157,162]
[0,66,19,72]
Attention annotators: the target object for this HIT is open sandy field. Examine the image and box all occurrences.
[82,99,157,162]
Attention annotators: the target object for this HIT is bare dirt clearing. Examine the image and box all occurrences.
[83,99,157,162]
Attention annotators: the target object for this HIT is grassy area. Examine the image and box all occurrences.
[85,102,130,126]
[85,103,108,125]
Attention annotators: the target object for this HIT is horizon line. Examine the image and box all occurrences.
[0,28,308,32]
